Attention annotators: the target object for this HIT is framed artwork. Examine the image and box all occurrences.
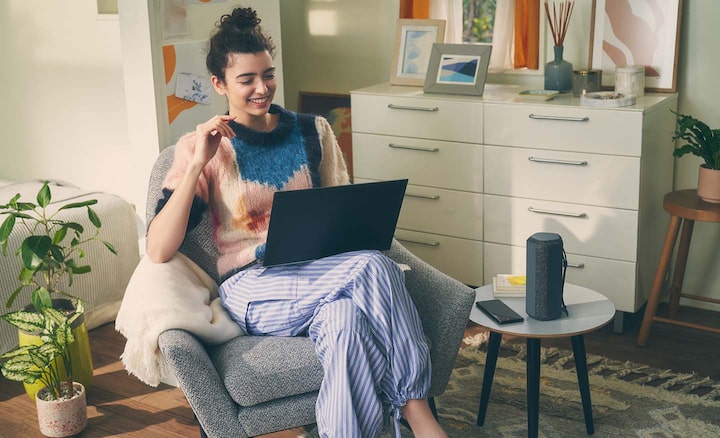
[390,19,446,86]
[589,0,682,92]
[423,43,492,96]
[298,92,354,180]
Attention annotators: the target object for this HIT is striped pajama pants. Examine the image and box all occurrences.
[218,250,431,438]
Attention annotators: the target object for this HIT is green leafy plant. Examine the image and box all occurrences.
[0,301,84,400]
[0,181,118,311]
[672,111,720,170]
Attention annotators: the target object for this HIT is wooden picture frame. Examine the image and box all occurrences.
[423,43,492,96]
[390,19,446,86]
[588,0,682,92]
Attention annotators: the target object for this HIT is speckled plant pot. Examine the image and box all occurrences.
[35,382,87,437]
[698,164,720,203]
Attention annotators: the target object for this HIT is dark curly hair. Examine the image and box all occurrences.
[206,7,276,81]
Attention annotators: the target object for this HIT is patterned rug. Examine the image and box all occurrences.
[424,333,720,437]
[306,334,720,437]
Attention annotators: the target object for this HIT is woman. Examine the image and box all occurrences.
[146,6,446,438]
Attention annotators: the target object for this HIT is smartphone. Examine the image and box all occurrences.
[476,299,524,325]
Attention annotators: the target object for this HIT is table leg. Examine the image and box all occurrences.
[571,335,594,435]
[527,338,541,438]
[637,215,682,347]
[476,331,502,426]
[668,219,694,319]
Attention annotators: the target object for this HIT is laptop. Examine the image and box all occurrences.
[261,179,408,267]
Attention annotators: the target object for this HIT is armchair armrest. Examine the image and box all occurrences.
[158,329,248,438]
[385,240,476,397]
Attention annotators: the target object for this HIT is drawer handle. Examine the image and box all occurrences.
[567,262,585,269]
[527,207,587,218]
[528,156,588,166]
[405,193,440,200]
[528,113,589,122]
[388,104,439,112]
[396,237,440,247]
[388,143,440,153]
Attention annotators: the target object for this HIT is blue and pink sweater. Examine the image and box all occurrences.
[158,105,349,278]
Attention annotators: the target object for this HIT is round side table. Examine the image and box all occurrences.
[637,189,720,347]
[471,283,615,438]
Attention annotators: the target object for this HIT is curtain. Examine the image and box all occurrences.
[429,0,462,43]
[513,0,540,69]
[399,0,430,19]
[490,0,515,70]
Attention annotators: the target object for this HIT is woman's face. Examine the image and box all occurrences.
[212,50,276,126]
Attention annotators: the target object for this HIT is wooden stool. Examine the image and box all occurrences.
[637,189,720,347]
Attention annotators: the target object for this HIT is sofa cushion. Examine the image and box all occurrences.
[208,335,323,407]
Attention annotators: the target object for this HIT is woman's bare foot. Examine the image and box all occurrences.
[401,399,447,438]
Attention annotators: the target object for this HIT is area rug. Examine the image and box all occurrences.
[426,334,720,437]
[305,333,720,437]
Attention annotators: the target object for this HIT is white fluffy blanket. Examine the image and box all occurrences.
[115,253,244,387]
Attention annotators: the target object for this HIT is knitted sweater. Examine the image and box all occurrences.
[157,105,350,278]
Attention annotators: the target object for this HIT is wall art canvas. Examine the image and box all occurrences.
[589,0,682,92]
[163,41,225,144]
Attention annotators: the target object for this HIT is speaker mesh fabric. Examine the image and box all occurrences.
[526,232,564,320]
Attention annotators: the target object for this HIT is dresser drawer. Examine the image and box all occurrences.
[484,195,638,262]
[484,242,638,312]
[395,229,483,286]
[484,103,643,156]
[353,134,483,192]
[356,178,483,240]
[484,145,640,209]
[352,93,483,143]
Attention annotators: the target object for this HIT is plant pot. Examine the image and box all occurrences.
[698,164,720,203]
[19,299,94,399]
[36,381,87,437]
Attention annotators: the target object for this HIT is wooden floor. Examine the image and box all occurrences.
[1,303,717,437]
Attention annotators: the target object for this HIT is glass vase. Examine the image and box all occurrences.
[544,46,573,92]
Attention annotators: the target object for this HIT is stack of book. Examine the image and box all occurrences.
[492,274,526,298]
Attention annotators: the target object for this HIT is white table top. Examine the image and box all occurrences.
[470,283,616,338]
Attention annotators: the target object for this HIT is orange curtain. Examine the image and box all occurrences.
[513,0,540,69]
[399,0,430,19]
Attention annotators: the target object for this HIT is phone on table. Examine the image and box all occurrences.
[476,299,524,325]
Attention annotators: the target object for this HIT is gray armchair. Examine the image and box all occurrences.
[148,145,475,437]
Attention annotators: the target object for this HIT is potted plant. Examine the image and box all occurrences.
[1,301,88,437]
[0,181,117,398]
[672,111,720,203]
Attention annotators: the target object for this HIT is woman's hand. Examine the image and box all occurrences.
[193,115,236,166]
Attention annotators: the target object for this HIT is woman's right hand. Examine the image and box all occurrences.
[193,115,236,166]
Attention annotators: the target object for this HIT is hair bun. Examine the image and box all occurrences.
[220,7,261,31]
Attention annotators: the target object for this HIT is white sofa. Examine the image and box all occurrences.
[0,180,141,354]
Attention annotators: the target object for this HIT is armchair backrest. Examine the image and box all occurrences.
[146,145,222,284]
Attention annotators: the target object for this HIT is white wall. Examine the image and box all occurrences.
[0,1,132,204]
[279,0,720,309]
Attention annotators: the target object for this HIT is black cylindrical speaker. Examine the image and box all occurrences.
[526,232,566,321]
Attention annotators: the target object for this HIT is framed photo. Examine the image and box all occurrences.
[423,43,492,96]
[390,19,446,86]
[588,0,682,92]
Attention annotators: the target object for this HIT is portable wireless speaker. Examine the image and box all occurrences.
[526,232,568,321]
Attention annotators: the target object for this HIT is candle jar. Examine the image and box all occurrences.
[572,69,602,97]
[615,65,645,97]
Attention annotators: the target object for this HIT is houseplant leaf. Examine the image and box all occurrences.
[0,310,44,333]
[37,182,51,208]
[20,235,52,270]
[0,215,16,255]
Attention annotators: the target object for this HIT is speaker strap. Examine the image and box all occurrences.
[560,249,569,317]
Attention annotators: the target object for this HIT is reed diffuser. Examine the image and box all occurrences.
[543,0,575,91]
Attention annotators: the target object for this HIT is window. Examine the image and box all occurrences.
[462,0,541,71]
[462,0,496,43]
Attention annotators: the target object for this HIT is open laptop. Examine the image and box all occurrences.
[261,179,408,267]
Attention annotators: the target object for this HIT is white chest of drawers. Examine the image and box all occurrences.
[351,82,677,327]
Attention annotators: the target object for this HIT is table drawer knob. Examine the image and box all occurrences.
[396,237,440,247]
[528,113,589,122]
[528,206,587,218]
[388,143,440,153]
